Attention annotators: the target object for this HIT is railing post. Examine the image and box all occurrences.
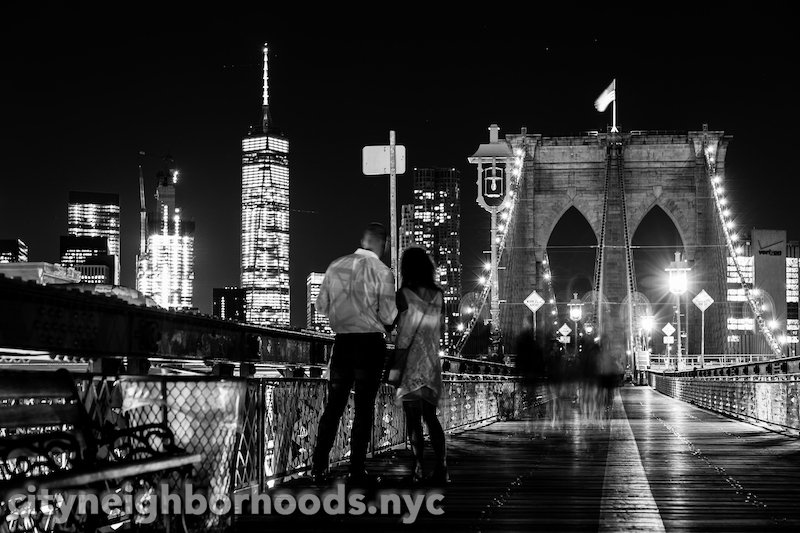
[257,380,265,492]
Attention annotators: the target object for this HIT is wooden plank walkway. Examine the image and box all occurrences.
[234,386,800,532]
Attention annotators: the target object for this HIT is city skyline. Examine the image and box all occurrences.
[3,11,797,324]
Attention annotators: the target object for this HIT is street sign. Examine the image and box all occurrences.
[558,324,572,337]
[362,145,407,175]
[559,335,571,344]
[663,336,674,344]
[662,323,676,336]
[692,290,714,312]
[524,290,545,313]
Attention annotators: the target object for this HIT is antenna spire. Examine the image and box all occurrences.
[262,43,271,133]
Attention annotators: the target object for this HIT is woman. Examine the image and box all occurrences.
[394,246,448,484]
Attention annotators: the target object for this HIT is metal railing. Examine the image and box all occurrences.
[233,374,548,492]
[647,370,800,436]
[65,372,548,497]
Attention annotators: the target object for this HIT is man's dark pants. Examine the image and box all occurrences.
[312,332,385,475]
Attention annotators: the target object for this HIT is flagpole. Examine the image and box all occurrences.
[612,99,618,133]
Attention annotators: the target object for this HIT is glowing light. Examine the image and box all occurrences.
[735,246,744,255]
[438,350,445,357]
[751,288,761,297]
[549,298,555,304]
[551,309,557,316]
[768,320,779,330]
[457,323,465,331]
[465,306,473,315]
[641,315,655,332]
[725,221,734,229]
[731,233,739,241]
[712,175,722,184]
[501,212,509,220]
[484,262,491,271]
[495,237,501,243]
[553,321,558,325]
[543,273,551,280]
[478,276,486,285]
[498,224,505,232]
[509,190,516,197]
[585,325,594,334]
[761,304,768,311]
[719,198,728,206]
[716,186,724,194]
[514,148,524,157]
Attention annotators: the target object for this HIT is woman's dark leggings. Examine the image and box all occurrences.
[403,399,446,469]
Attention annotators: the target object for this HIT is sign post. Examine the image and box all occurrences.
[524,290,545,340]
[362,133,407,288]
[662,322,676,370]
[692,289,714,368]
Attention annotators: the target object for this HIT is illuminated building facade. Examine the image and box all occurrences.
[213,287,247,322]
[68,192,120,285]
[306,272,331,333]
[136,167,195,310]
[76,262,113,284]
[725,228,798,356]
[241,43,290,326]
[0,239,28,263]
[59,235,111,280]
[399,204,415,253]
[410,167,462,348]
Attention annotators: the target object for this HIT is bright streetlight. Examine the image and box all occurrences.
[666,252,691,370]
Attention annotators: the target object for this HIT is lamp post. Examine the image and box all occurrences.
[641,315,654,366]
[568,292,583,357]
[469,124,513,357]
[666,252,691,370]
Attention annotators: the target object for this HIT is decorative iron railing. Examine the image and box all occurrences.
[647,371,800,436]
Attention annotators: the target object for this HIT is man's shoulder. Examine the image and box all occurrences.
[327,252,359,269]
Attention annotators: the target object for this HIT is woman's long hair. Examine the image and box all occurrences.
[400,246,441,292]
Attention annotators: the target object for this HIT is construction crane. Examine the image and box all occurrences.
[136,151,177,275]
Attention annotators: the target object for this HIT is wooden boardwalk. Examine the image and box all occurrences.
[234,386,800,532]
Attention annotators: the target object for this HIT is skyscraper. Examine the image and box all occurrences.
[724,229,799,357]
[59,235,110,281]
[68,192,120,284]
[399,203,415,253]
[213,287,247,322]
[0,239,28,263]
[411,168,462,348]
[241,43,290,327]
[306,272,331,333]
[136,164,195,310]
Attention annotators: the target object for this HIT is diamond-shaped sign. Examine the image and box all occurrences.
[692,289,714,312]
[662,322,676,336]
[524,290,545,313]
[558,323,572,336]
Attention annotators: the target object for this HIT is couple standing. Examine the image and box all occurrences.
[311,222,448,485]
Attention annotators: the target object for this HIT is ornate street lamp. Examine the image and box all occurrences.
[568,292,583,356]
[666,252,692,370]
[469,124,513,357]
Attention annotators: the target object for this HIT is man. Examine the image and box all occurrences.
[311,222,397,484]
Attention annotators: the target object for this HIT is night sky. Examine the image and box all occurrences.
[3,8,797,325]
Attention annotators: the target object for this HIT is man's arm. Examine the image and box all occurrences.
[377,267,398,327]
[315,267,332,316]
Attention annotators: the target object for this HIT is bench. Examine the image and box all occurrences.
[0,369,201,531]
